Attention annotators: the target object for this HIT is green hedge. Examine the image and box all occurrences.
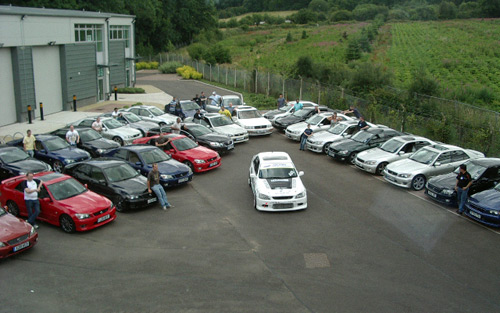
[136,61,159,70]
[117,87,145,94]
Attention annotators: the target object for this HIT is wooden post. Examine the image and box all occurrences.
[255,69,258,93]
[234,68,237,88]
[299,77,303,100]
[267,72,270,97]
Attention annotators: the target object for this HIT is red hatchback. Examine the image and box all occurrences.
[134,134,221,173]
[0,172,116,233]
[0,206,38,258]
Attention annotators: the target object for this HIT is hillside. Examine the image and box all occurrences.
[219,11,298,22]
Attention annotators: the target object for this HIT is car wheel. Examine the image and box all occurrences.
[248,176,251,187]
[348,152,357,165]
[159,122,166,127]
[376,162,388,176]
[183,161,194,172]
[322,143,331,154]
[59,214,76,233]
[115,198,125,213]
[253,195,257,210]
[7,200,19,217]
[113,136,124,146]
[53,160,63,173]
[411,175,426,191]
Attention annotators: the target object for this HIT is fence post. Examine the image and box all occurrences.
[282,78,285,98]
[299,77,303,100]
[255,69,258,94]
[217,65,220,83]
[209,64,212,81]
[226,67,228,85]
[267,72,270,97]
[27,105,32,124]
[39,102,44,121]
[234,68,237,88]
[159,53,162,65]
[317,81,321,106]
[244,74,246,92]
[202,64,205,79]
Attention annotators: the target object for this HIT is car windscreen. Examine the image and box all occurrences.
[189,125,212,136]
[103,164,140,182]
[173,138,198,151]
[181,101,200,111]
[453,161,486,180]
[293,109,312,117]
[259,167,298,179]
[0,148,29,163]
[222,98,242,107]
[380,138,405,153]
[327,123,348,135]
[44,137,70,151]
[46,178,86,200]
[124,113,141,123]
[238,110,261,119]
[210,116,233,127]
[306,115,323,125]
[150,107,165,116]
[409,148,439,165]
[142,149,171,164]
[280,104,293,112]
[103,119,124,130]
[80,129,102,142]
[351,131,373,143]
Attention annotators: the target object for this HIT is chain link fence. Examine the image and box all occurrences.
[151,53,500,156]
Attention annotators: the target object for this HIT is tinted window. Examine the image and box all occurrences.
[437,152,452,164]
[128,152,141,164]
[451,150,469,162]
[90,167,105,181]
[113,149,128,160]
[80,120,94,127]
[75,164,92,176]
[46,178,86,200]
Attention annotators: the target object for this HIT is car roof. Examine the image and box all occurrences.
[470,158,500,167]
[54,127,92,133]
[35,172,69,183]
[81,159,128,168]
[236,106,256,111]
[164,134,185,140]
[34,135,60,141]
[423,144,461,152]
[119,145,158,152]
[287,101,318,106]
[391,135,432,143]
[258,152,292,162]
[0,145,21,151]
[204,113,225,118]
[221,95,240,98]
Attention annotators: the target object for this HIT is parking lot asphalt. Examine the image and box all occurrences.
[1,75,500,312]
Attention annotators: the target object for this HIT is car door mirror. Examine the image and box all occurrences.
[434,162,441,167]
[398,151,406,155]
[298,171,304,177]
[84,183,88,188]
[39,149,46,154]
[135,161,142,166]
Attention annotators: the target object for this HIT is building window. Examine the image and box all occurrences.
[110,25,130,48]
[74,24,103,52]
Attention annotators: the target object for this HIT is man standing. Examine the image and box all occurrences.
[66,125,80,147]
[23,129,36,157]
[209,91,221,106]
[219,106,232,119]
[147,163,172,210]
[277,94,286,109]
[200,92,207,110]
[92,117,103,133]
[357,116,369,130]
[192,94,201,107]
[166,97,177,114]
[300,124,313,151]
[24,172,41,229]
[294,99,303,112]
[455,164,473,215]
[343,105,361,119]
[227,102,234,115]
[171,117,184,134]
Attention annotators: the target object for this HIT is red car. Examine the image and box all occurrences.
[0,172,116,233]
[133,134,221,173]
[0,206,38,258]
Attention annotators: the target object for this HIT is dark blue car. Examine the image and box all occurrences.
[9,135,91,172]
[464,184,500,227]
[105,145,192,187]
[0,145,51,181]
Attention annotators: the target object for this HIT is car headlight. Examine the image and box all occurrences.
[338,150,349,155]
[75,213,91,220]
[488,210,500,215]
[442,189,454,196]
[0,242,6,247]
[128,195,139,200]
[296,191,306,198]
[160,174,174,180]
[398,173,411,178]
[194,159,206,164]
[209,142,223,147]
[258,193,271,200]
[97,148,105,154]
[30,225,36,236]
[19,171,26,176]
[364,160,377,165]
[66,159,75,164]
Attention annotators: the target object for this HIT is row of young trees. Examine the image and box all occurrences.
[2,0,219,55]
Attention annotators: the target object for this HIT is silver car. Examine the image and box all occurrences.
[71,117,143,146]
[355,136,435,175]
[186,113,249,143]
[306,120,362,153]
[384,144,485,191]
[126,105,177,126]
[263,101,318,122]
[101,112,159,136]
[205,95,246,113]
[285,113,352,141]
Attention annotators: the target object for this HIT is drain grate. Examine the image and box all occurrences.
[304,253,331,268]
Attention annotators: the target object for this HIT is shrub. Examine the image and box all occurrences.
[176,66,203,80]
[117,87,145,94]
[309,0,329,12]
[294,56,315,78]
[458,2,481,18]
[227,18,239,28]
[211,44,232,64]
[352,4,388,21]
[187,43,205,61]
[438,1,457,19]
[408,67,439,97]
[135,62,159,70]
[286,32,293,42]
[290,9,318,24]
[330,10,353,22]
[132,102,142,106]
[349,63,393,92]
[345,39,361,62]
[159,61,183,74]
[301,30,308,39]
[388,9,409,21]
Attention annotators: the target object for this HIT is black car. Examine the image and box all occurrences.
[328,127,402,164]
[272,107,335,131]
[64,159,157,212]
[50,127,120,157]
[425,158,500,206]
[0,145,51,181]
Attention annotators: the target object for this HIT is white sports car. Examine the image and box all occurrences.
[248,152,307,212]
[233,106,273,136]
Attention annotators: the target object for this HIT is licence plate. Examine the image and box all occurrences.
[385,175,396,182]
[428,191,437,198]
[147,198,156,204]
[209,161,218,167]
[469,211,481,219]
[227,144,234,150]
[13,241,30,252]
[179,177,189,183]
[97,214,110,223]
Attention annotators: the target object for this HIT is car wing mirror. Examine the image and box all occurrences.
[298,171,304,177]
[84,183,88,188]
[434,162,441,167]
[135,161,142,166]
[398,151,406,155]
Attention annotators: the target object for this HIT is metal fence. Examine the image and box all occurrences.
[152,53,500,156]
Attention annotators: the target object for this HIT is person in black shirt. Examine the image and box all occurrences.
[192,94,201,107]
[357,116,369,130]
[455,164,472,214]
[300,124,313,151]
[193,109,203,120]
[343,105,361,119]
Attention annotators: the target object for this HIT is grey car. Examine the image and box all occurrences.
[101,112,158,136]
[126,105,177,126]
[70,117,143,146]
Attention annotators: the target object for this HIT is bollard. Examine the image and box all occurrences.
[40,102,44,121]
[73,95,77,112]
[27,105,32,124]
[114,86,118,101]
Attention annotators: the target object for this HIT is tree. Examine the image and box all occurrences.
[479,0,500,17]
[294,56,316,78]
[308,0,329,12]
[330,10,353,22]
[301,30,308,39]
[345,39,361,62]
[286,32,293,42]
[438,1,457,19]
[349,63,393,93]
[408,67,439,97]
[290,9,318,24]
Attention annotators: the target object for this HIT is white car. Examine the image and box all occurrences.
[233,106,273,136]
[355,136,435,175]
[205,95,246,113]
[285,112,352,141]
[384,144,485,190]
[70,117,143,146]
[126,105,177,126]
[306,120,365,153]
[263,101,318,122]
[249,152,307,212]
[186,113,249,143]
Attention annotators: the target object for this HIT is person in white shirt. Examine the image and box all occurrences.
[112,108,119,118]
[24,172,41,228]
[92,117,103,133]
[171,117,183,134]
[66,125,80,146]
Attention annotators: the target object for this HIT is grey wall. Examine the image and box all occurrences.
[11,46,36,121]
[60,43,97,109]
[109,40,125,88]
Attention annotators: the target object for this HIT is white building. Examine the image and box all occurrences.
[0,5,136,126]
